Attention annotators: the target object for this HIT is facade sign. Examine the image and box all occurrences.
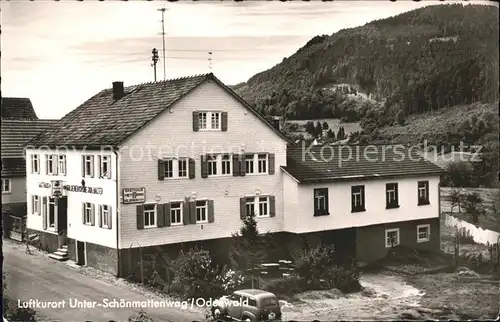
[51,180,63,197]
[63,185,103,195]
[39,182,51,188]
[122,188,146,204]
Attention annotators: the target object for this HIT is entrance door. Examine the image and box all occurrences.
[57,197,68,246]
[76,241,86,265]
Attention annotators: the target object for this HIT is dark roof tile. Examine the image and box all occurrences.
[1,158,27,177]
[1,120,58,158]
[1,97,38,120]
[282,143,446,183]
[27,73,290,148]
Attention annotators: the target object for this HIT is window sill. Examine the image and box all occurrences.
[385,243,400,248]
[162,177,190,181]
[143,226,157,229]
[196,221,209,224]
[313,212,330,217]
[170,223,183,226]
[84,223,93,226]
[244,172,269,176]
[386,204,400,209]
[256,215,271,219]
[418,201,430,206]
[198,129,222,132]
[2,192,12,195]
[351,208,366,213]
[417,238,430,243]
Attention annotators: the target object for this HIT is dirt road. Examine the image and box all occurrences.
[3,240,203,322]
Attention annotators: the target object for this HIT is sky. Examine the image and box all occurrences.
[0,0,494,119]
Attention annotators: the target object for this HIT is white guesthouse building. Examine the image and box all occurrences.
[25,73,445,276]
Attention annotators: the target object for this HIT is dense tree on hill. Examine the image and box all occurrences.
[234,4,497,124]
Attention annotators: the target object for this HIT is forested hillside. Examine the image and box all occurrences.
[234,3,499,187]
[234,3,498,124]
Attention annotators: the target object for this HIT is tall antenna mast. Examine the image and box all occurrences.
[157,7,167,80]
[208,52,213,72]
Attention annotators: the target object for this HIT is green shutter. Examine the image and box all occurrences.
[192,111,199,131]
[182,202,190,225]
[268,153,275,175]
[136,205,145,229]
[90,204,95,226]
[158,159,165,180]
[201,155,208,178]
[189,201,197,224]
[269,196,276,217]
[108,206,112,230]
[98,205,103,228]
[240,197,246,219]
[82,202,85,224]
[221,112,228,131]
[232,154,240,176]
[239,155,246,176]
[164,203,171,227]
[157,203,165,227]
[82,156,85,177]
[208,200,214,223]
[324,188,329,214]
[188,158,195,179]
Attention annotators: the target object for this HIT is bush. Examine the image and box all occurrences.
[262,276,305,297]
[293,245,361,294]
[215,268,245,293]
[3,299,37,322]
[170,247,222,299]
[128,310,154,322]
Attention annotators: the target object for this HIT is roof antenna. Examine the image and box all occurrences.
[208,52,213,73]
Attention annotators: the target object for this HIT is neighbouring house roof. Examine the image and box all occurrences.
[1,119,58,176]
[282,143,446,183]
[1,97,38,120]
[27,73,291,148]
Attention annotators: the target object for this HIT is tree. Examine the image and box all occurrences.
[128,310,154,322]
[315,121,323,138]
[305,121,316,136]
[462,192,486,224]
[322,121,329,131]
[337,126,346,140]
[229,211,268,288]
[326,129,336,140]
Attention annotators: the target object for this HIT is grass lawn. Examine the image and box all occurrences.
[441,187,500,232]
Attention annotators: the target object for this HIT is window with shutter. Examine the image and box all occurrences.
[386,183,399,209]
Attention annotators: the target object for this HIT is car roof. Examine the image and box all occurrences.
[234,289,275,298]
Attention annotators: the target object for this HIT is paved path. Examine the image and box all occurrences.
[3,240,203,322]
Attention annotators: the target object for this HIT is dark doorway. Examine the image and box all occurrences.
[76,241,86,266]
[57,197,68,247]
[48,197,56,229]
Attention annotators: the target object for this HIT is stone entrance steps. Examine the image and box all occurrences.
[49,245,69,261]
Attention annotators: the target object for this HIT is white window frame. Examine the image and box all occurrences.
[101,205,110,228]
[195,200,208,223]
[163,158,189,179]
[46,155,56,175]
[1,178,11,194]
[58,155,66,176]
[198,111,221,131]
[314,192,327,212]
[352,187,364,208]
[385,228,400,248]
[207,155,218,176]
[32,195,40,214]
[257,196,270,218]
[84,155,94,177]
[386,184,397,204]
[418,181,429,203]
[31,154,40,174]
[257,154,268,174]
[246,196,270,218]
[144,204,156,228]
[84,202,93,225]
[170,202,183,226]
[417,224,430,243]
[207,154,232,177]
[245,197,255,216]
[100,155,111,179]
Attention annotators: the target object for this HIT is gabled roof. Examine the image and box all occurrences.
[1,97,38,120]
[27,73,291,148]
[282,143,446,183]
[1,120,58,158]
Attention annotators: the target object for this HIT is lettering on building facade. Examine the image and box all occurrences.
[122,187,146,204]
[63,185,103,195]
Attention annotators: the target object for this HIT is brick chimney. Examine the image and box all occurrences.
[112,81,125,100]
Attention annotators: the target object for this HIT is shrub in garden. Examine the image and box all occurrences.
[170,247,222,299]
[215,268,245,293]
[262,276,304,298]
[128,310,154,322]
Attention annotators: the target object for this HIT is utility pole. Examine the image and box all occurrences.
[208,52,212,72]
[157,7,167,80]
[151,48,159,82]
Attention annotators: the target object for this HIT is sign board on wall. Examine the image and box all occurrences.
[51,180,63,197]
[63,185,103,195]
[39,182,51,188]
[122,188,146,204]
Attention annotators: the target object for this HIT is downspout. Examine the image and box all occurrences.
[114,148,120,276]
